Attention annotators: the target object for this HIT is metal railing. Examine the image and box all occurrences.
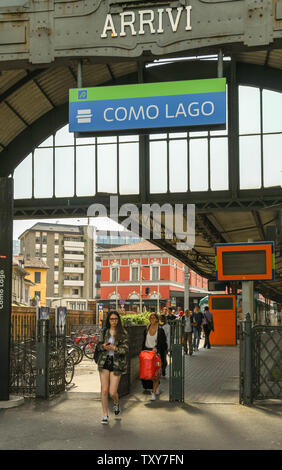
[240,314,282,404]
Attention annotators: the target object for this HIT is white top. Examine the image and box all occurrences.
[184,316,192,333]
[107,335,115,356]
[145,329,158,349]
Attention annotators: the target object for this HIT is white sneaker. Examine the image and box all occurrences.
[155,387,161,396]
[101,415,109,425]
[150,393,156,401]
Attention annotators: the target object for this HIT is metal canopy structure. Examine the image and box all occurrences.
[0,1,281,303]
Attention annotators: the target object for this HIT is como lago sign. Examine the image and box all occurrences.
[69,78,226,136]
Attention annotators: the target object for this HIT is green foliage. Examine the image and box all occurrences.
[121,311,151,326]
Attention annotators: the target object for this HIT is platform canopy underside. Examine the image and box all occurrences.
[0,0,282,302]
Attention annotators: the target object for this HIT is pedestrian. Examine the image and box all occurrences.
[191,305,203,351]
[95,311,129,425]
[203,306,214,349]
[162,306,168,317]
[167,308,176,322]
[159,314,170,375]
[141,313,167,400]
[183,309,193,355]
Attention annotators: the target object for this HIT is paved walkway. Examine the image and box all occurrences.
[0,341,281,451]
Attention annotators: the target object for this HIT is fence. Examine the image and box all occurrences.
[240,314,282,404]
[11,306,96,340]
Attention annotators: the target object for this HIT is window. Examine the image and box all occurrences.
[72,289,79,295]
[112,267,119,282]
[152,266,160,281]
[131,266,139,282]
[34,272,41,283]
[35,291,41,300]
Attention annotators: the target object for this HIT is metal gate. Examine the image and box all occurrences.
[240,314,282,404]
[10,319,70,399]
[169,319,185,402]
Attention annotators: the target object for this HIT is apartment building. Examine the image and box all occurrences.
[18,223,142,310]
[19,222,95,310]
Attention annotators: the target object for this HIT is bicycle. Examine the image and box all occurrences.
[71,329,99,360]
[66,336,84,365]
[82,333,99,359]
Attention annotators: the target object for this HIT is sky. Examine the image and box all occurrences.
[13,217,123,240]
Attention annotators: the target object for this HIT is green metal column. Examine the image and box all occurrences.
[169,320,184,402]
[0,177,13,401]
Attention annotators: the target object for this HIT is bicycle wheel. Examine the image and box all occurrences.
[65,355,74,385]
[83,341,96,359]
[68,344,83,365]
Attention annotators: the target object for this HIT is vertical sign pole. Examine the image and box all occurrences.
[184,266,190,311]
[0,177,13,401]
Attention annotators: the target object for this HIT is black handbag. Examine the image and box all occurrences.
[94,329,106,364]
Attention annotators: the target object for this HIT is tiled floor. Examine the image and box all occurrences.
[130,339,240,404]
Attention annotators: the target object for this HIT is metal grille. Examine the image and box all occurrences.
[9,320,74,398]
[252,326,282,400]
[9,325,36,397]
[48,336,66,396]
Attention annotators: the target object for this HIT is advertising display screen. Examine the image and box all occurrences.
[69,78,226,135]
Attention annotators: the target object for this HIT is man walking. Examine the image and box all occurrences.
[203,306,214,349]
[191,305,203,351]
[183,309,193,355]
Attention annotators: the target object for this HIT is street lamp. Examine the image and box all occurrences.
[157,279,164,314]
[139,265,149,313]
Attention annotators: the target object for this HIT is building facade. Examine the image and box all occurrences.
[100,240,209,311]
[24,257,48,306]
[12,257,33,306]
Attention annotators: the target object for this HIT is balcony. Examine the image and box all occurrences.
[63,280,84,287]
[63,253,84,261]
[64,241,84,249]
[64,246,84,253]
[63,267,84,274]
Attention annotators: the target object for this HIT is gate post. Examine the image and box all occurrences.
[36,320,50,399]
[244,313,253,405]
[169,320,184,402]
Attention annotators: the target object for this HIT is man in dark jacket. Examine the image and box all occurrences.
[203,306,214,349]
[191,305,203,351]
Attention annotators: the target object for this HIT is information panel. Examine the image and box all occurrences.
[69,78,226,135]
[215,242,275,281]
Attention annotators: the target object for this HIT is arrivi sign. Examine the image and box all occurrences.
[69,78,226,135]
[100,6,192,38]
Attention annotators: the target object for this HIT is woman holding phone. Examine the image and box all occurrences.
[95,311,129,425]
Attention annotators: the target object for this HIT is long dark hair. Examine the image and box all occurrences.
[105,310,126,342]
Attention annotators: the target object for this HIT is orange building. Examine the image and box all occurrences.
[100,240,208,311]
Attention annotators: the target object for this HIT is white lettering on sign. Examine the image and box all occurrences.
[103,101,214,123]
[101,6,192,38]
[165,101,215,118]
[104,105,159,122]
[0,269,5,310]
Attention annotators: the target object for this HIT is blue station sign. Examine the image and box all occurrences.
[69,78,226,135]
